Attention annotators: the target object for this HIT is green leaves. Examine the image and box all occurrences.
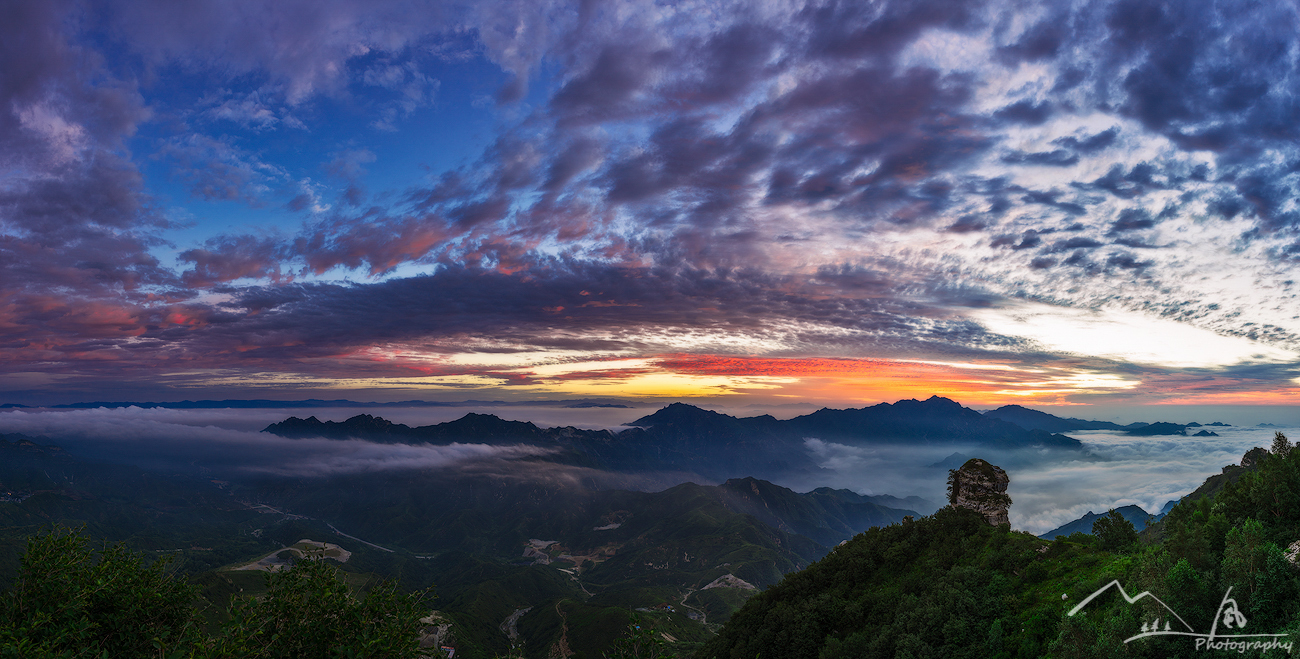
[1271,432,1291,460]
[603,613,677,659]
[0,527,431,659]
[0,526,200,659]
[1091,509,1138,553]
[203,557,431,659]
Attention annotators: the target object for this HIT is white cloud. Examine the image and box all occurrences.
[1008,427,1290,534]
[0,406,554,477]
[17,102,88,165]
[971,302,1299,368]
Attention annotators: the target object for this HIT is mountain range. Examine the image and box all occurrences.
[0,395,1267,657]
[0,427,926,656]
[983,404,1229,435]
[263,396,1084,482]
[1037,505,1155,540]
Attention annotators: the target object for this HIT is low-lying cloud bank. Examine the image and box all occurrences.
[1008,429,1284,534]
[0,405,708,492]
[3,406,1293,535]
[788,427,1296,535]
[0,406,556,478]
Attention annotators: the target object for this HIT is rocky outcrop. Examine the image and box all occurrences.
[948,458,1011,526]
[1241,447,1271,469]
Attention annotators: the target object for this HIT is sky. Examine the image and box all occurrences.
[3,0,1300,408]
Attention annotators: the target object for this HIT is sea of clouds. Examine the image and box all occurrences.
[1,405,1292,535]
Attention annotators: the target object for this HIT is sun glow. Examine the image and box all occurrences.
[175,348,1286,407]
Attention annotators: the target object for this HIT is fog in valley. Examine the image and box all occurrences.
[1,404,1293,536]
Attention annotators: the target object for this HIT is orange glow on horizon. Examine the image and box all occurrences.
[1141,390,1300,405]
[223,350,1294,407]
[647,354,1137,405]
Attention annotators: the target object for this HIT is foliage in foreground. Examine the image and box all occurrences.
[1091,509,1139,553]
[702,440,1300,659]
[208,558,430,658]
[0,527,431,659]
[602,614,677,659]
[14,436,1300,658]
[0,527,196,658]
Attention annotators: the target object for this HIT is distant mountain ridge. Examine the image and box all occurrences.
[711,477,920,547]
[782,397,1080,448]
[264,396,1084,481]
[0,433,71,459]
[0,431,920,656]
[981,405,1130,432]
[983,404,1231,436]
[1038,446,1274,540]
[1038,505,1154,540]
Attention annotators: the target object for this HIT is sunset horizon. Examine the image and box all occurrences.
[2,1,1298,411]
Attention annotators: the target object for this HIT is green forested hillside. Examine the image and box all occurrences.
[701,442,1300,659]
[0,433,919,658]
[20,425,1300,657]
[0,435,278,586]
[700,506,1094,658]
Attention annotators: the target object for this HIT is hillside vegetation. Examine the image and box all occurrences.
[0,431,917,658]
[2,405,1289,657]
[707,436,1300,657]
[701,437,1300,658]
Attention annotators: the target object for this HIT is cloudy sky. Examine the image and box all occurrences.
[3,0,1300,407]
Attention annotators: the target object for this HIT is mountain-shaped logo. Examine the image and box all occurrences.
[1068,580,1292,652]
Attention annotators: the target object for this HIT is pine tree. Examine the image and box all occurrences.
[1091,509,1138,552]
[1272,431,1291,459]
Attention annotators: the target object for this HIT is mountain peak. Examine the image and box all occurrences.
[924,395,961,405]
[890,396,971,415]
[628,403,728,427]
[439,413,541,435]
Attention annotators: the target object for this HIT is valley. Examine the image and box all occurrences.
[0,397,1291,657]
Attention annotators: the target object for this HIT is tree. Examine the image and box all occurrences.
[1215,515,1300,631]
[603,614,676,659]
[1091,509,1137,552]
[0,527,432,659]
[206,557,431,659]
[0,526,200,659]
[1272,432,1292,460]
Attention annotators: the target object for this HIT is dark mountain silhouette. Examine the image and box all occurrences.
[986,405,1218,437]
[1125,422,1189,436]
[0,433,72,460]
[264,413,554,444]
[928,451,971,469]
[0,429,922,655]
[710,477,918,547]
[841,491,935,513]
[265,396,1084,481]
[785,396,1080,449]
[1038,505,1153,540]
[982,405,1131,432]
